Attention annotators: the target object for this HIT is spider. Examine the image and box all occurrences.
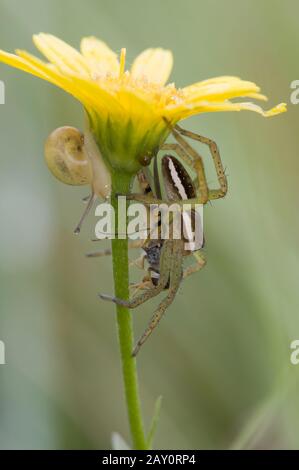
[98,123,228,356]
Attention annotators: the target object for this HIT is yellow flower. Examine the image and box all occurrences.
[0,34,286,176]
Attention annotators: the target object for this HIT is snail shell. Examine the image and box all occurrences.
[44,126,111,198]
[44,126,92,186]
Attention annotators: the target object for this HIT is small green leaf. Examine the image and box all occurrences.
[146,395,163,449]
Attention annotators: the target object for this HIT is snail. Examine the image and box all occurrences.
[45,126,92,186]
[44,126,111,233]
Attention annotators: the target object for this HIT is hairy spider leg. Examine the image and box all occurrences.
[132,239,184,356]
[99,240,173,308]
[183,250,206,279]
[74,191,96,234]
[86,240,143,258]
[174,124,228,200]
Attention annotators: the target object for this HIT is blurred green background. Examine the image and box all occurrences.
[0,0,298,450]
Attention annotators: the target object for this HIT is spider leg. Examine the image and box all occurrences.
[99,240,172,308]
[130,276,153,296]
[183,250,206,279]
[82,194,92,202]
[86,240,143,258]
[74,191,96,234]
[124,193,164,205]
[129,251,146,269]
[86,247,113,258]
[124,190,203,210]
[132,240,184,356]
[174,124,228,200]
[161,142,209,204]
[160,143,193,166]
[126,146,207,207]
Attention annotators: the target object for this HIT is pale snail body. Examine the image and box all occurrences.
[44,126,111,199]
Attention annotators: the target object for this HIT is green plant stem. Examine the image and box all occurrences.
[110,171,147,450]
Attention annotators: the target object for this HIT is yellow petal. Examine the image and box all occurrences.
[80,36,119,76]
[0,49,119,118]
[33,33,90,76]
[72,75,125,117]
[185,76,242,87]
[13,49,93,105]
[0,49,79,97]
[131,48,173,85]
[228,101,287,116]
[182,78,263,103]
[168,100,287,120]
[0,49,52,81]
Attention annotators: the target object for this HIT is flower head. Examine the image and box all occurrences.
[0,34,286,176]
